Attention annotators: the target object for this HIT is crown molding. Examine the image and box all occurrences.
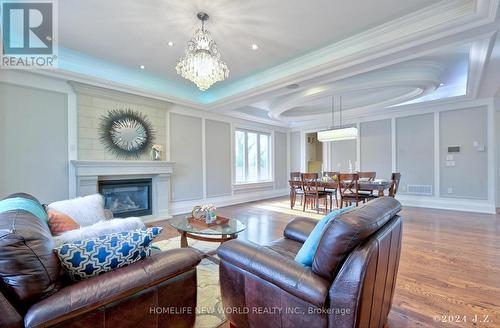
[467,31,498,98]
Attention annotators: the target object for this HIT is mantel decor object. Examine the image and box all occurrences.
[151,144,162,161]
[99,109,155,159]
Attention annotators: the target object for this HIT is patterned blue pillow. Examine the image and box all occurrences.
[54,227,162,281]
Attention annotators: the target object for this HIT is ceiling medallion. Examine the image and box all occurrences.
[176,12,229,91]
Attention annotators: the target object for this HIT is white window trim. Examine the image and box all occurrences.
[233,127,274,187]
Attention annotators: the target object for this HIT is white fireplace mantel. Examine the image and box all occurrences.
[71,160,175,220]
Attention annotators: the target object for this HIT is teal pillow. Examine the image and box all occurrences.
[0,197,47,222]
[294,206,354,266]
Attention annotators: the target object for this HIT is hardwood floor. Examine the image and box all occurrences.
[151,197,500,328]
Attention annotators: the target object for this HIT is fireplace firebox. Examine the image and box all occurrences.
[99,179,152,217]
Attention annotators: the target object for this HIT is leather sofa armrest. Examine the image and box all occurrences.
[24,248,202,328]
[0,292,23,328]
[218,239,329,307]
[283,217,318,243]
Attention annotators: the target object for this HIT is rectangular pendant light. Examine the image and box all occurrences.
[318,127,358,142]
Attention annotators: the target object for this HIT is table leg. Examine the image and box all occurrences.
[180,231,188,248]
[378,189,384,197]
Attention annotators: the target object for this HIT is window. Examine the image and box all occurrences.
[235,129,271,183]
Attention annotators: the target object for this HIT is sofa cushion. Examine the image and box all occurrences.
[48,194,106,227]
[0,193,61,308]
[294,206,354,266]
[54,227,162,281]
[312,197,401,280]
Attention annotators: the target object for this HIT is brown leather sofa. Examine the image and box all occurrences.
[218,197,402,328]
[0,193,202,328]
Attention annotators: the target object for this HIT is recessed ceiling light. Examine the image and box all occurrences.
[167,41,174,47]
[286,83,300,89]
[251,44,259,50]
[140,65,145,70]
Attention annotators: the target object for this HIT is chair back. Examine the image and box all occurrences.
[389,173,401,197]
[326,198,403,327]
[358,171,376,181]
[338,173,359,196]
[290,172,301,181]
[301,173,320,194]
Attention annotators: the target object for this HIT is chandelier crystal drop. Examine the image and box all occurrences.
[176,12,229,91]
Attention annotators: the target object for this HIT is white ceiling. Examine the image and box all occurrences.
[59,0,439,85]
[50,0,500,127]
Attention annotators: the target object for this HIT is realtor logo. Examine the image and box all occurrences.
[1,0,58,68]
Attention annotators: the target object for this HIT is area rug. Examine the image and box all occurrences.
[153,237,226,328]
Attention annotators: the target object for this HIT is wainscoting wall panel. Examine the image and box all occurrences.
[290,131,301,172]
[360,119,392,179]
[274,131,288,189]
[440,107,488,199]
[329,139,357,172]
[396,113,435,196]
[0,82,69,203]
[170,113,204,202]
[205,119,232,198]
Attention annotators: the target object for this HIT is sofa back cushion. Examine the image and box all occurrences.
[312,197,401,280]
[48,194,106,227]
[0,193,61,309]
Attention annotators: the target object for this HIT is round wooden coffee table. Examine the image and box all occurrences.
[168,216,246,251]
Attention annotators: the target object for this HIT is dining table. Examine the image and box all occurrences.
[289,178,393,209]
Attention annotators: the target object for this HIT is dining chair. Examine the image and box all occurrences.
[301,173,330,213]
[358,171,377,200]
[338,173,369,208]
[323,171,340,208]
[389,173,401,197]
[289,172,304,209]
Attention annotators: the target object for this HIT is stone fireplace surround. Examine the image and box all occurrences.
[71,160,174,221]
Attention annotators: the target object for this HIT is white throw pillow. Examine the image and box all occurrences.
[48,194,106,227]
[54,216,145,246]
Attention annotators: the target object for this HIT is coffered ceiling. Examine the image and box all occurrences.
[42,0,500,126]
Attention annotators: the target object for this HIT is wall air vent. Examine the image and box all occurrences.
[407,184,433,196]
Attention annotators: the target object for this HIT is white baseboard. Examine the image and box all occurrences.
[170,188,289,216]
[396,195,496,214]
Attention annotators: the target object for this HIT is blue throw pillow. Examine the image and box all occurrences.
[295,206,354,266]
[54,227,162,281]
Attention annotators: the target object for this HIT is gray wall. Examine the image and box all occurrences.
[396,114,435,195]
[205,119,231,197]
[0,83,68,203]
[330,140,357,172]
[274,131,288,189]
[170,113,203,201]
[290,131,301,172]
[440,107,488,199]
[360,119,392,179]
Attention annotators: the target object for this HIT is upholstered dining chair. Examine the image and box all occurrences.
[301,173,330,213]
[389,172,401,197]
[323,171,340,208]
[338,173,369,207]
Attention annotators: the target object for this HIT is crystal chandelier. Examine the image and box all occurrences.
[176,12,229,91]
